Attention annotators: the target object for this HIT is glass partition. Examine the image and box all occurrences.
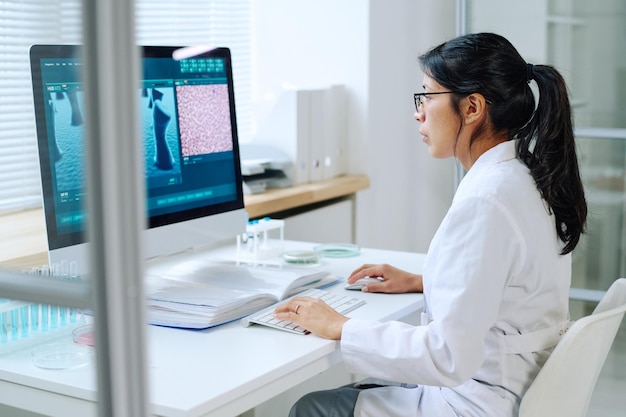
[466,0,626,297]
[574,135,626,293]
[0,2,254,416]
[0,2,95,416]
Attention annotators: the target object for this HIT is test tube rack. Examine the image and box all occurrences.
[0,264,86,356]
[236,217,285,260]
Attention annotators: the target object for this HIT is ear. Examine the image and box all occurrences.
[461,93,488,125]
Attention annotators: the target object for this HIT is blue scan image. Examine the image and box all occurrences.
[140,87,182,180]
[51,91,85,193]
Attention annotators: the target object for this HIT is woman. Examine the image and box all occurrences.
[275,32,587,417]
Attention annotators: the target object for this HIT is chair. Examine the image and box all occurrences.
[519,278,626,417]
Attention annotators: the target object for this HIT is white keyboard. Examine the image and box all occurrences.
[241,288,366,335]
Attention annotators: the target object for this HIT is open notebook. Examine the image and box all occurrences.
[145,259,338,329]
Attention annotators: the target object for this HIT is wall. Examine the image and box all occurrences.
[362,0,456,252]
[253,0,458,254]
[251,0,369,142]
[467,0,547,63]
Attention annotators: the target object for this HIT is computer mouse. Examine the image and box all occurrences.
[344,276,383,291]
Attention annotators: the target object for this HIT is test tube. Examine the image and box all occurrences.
[30,303,40,332]
[40,303,49,332]
[10,307,18,340]
[0,298,8,343]
[69,261,78,278]
[0,312,7,343]
[49,264,59,329]
[58,261,69,326]
[40,266,50,332]
[24,269,40,333]
[20,305,30,338]
[69,261,79,323]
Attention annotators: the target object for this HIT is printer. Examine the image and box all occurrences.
[239,143,293,194]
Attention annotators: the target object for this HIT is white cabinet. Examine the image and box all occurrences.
[281,198,354,244]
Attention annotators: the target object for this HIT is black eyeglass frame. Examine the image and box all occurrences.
[413,91,456,112]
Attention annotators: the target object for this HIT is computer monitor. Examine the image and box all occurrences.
[29,45,247,276]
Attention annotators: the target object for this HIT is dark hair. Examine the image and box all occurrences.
[419,32,587,255]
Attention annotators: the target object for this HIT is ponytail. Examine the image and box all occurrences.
[515,65,587,254]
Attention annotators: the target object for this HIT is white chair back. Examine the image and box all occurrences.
[518,278,626,417]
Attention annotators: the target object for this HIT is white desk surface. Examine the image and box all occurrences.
[0,241,425,417]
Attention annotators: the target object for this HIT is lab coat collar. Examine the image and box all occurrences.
[471,140,517,170]
[455,140,518,195]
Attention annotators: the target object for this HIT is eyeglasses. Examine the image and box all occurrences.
[413,91,456,112]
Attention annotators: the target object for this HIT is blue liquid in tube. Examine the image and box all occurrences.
[20,305,30,338]
[30,304,40,332]
[40,304,49,332]
[10,309,19,339]
[0,312,7,343]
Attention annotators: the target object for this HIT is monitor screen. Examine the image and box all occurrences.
[30,45,246,275]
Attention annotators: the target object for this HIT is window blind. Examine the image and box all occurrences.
[0,2,65,212]
[135,0,253,143]
[0,0,252,213]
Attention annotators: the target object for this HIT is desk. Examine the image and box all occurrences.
[0,241,424,417]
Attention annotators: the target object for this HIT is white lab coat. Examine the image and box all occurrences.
[341,140,571,417]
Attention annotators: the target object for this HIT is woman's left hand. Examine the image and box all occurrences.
[273,296,349,340]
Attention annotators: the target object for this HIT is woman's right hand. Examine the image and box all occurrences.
[346,264,423,293]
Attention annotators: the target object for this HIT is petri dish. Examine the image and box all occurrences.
[313,243,361,258]
[282,250,323,266]
[32,342,93,370]
[73,324,95,347]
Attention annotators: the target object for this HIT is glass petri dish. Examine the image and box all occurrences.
[73,324,95,347]
[282,250,323,266]
[313,243,361,258]
[32,342,93,370]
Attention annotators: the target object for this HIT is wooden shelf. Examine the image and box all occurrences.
[0,208,47,265]
[244,174,370,219]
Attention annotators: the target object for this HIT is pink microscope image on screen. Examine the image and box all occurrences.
[176,84,233,157]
